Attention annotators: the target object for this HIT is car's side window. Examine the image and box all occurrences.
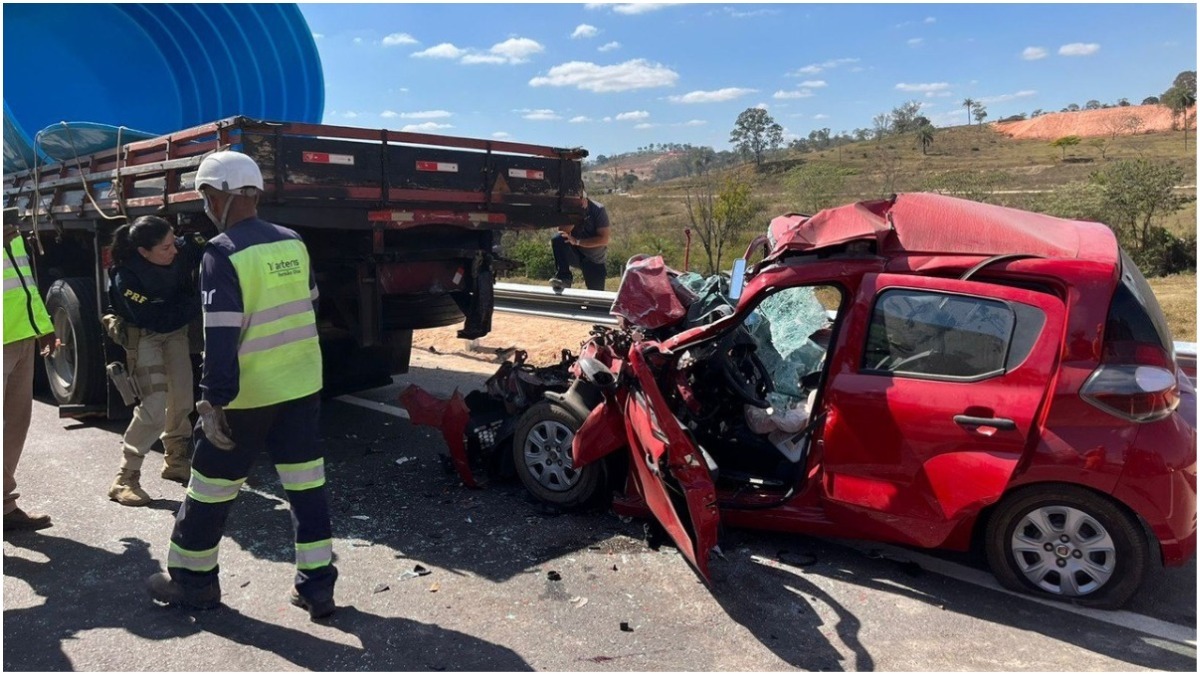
[862,289,1017,380]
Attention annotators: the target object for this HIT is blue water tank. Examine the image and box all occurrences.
[2,3,324,171]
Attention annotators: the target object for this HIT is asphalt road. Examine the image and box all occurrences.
[3,351,1196,671]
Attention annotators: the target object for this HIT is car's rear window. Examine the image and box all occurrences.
[1105,251,1174,356]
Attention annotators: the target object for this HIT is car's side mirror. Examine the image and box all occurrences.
[729,258,748,301]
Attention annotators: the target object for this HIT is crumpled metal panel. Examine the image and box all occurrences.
[610,255,689,330]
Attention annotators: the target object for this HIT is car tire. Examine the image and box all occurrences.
[43,277,105,406]
[985,484,1149,609]
[512,401,605,510]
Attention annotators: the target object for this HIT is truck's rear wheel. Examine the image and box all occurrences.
[43,277,105,406]
[381,294,464,330]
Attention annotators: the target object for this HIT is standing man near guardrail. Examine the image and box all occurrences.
[3,213,59,532]
[549,192,610,292]
[145,150,337,620]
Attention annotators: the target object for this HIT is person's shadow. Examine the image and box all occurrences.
[3,533,531,671]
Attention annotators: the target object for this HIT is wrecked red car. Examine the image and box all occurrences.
[406,192,1196,609]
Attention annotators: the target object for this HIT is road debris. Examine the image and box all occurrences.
[570,596,589,608]
[547,571,562,581]
[372,583,390,594]
[429,581,441,593]
[620,622,634,632]
[395,456,417,467]
[351,515,370,521]
[399,564,433,581]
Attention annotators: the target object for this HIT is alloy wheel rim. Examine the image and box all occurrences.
[49,308,76,390]
[524,420,579,492]
[1010,505,1116,596]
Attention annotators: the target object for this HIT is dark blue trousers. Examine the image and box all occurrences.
[167,393,337,603]
[551,233,608,291]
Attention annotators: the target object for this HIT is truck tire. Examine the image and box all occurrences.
[43,277,105,406]
[381,294,465,330]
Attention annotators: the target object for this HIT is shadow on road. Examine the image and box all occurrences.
[2,533,531,671]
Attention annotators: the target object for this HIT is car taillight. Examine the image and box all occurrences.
[1081,341,1180,422]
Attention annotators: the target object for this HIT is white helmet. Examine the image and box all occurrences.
[195,150,263,194]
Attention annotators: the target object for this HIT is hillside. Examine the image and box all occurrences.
[995,104,1196,141]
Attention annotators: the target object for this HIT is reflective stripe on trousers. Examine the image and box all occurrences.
[187,469,246,504]
[295,538,333,570]
[276,458,325,491]
[168,541,219,572]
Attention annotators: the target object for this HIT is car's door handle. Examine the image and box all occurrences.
[954,415,1017,431]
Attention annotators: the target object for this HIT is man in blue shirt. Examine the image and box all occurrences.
[550,196,610,291]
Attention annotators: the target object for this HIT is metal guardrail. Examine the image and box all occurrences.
[493,282,618,325]
[492,282,1197,381]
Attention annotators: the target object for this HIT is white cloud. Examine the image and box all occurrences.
[722,7,781,18]
[382,33,418,47]
[799,80,827,88]
[486,37,544,63]
[907,38,923,47]
[342,111,359,119]
[1022,46,1048,60]
[461,54,508,65]
[616,110,650,121]
[925,16,936,23]
[401,122,453,132]
[977,90,1038,104]
[492,132,510,139]
[588,3,669,15]
[790,57,859,76]
[521,109,562,121]
[895,82,950,93]
[773,89,815,100]
[312,32,324,40]
[381,110,399,118]
[813,113,830,120]
[634,122,656,129]
[602,116,613,122]
[668,87,756,104]
[529,59,679,92]
[755,102,770,110]
[572,24,599,39]
[353,37,363,45]
[399,110,453,119]
[412,43,466,59]
[570,116,593,123]
[1059,42,1100,56]
[683,119,707,126]
[598,41,621,52]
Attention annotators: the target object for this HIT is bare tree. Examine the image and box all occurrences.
[684,171,762,274]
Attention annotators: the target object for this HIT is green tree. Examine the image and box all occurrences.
[890,100,923,134]
[971,102,988,125]
[1089,137,1110,160]
[1161,70,1197,148]
[922,170,1012,203]
[1089,159,1190,256]
[787,162,849,214]
[1051,135,1082,159]
[684,170,762,274]
[729,108,784,167]
[962,98,976,126]
[916,123,935,155]
[1143,96,1160,105]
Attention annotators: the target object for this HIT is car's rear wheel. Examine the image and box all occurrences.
[985,485,1149,609]
[512,401,605,510]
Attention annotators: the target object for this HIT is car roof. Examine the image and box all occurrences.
[766,192,1119,265]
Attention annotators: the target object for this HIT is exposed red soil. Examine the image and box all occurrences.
[993,104,1195,140]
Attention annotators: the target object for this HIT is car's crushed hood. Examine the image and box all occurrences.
[766,192,1117,264]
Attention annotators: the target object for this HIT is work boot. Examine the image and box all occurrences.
[145,572,221,610]
[3,507,53,532]
[161,439,192,483]
[108,469,151,506]
[549,277,570,292]
[289,588,336,620]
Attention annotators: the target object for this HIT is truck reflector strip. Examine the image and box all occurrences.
[302,151,355,166]
[416,161,459,173]
[367,210,507,225]
[507,168,545,180]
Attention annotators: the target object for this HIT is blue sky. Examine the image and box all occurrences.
[302,2,1197,157]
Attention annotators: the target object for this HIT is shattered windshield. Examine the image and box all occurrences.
[747,287,837,400]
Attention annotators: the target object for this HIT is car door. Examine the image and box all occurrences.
[819,273,1066,547]
[623,343,720,582]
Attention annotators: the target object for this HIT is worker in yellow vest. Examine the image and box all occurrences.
[3,213,59,531]
[144,151,335,619]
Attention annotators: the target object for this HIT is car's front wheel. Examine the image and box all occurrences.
[985,485,1149,609]
[512,401,605,510]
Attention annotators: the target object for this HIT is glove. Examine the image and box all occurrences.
[196,400,236,450]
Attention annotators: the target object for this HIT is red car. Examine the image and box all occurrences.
[408,193,1196,609]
